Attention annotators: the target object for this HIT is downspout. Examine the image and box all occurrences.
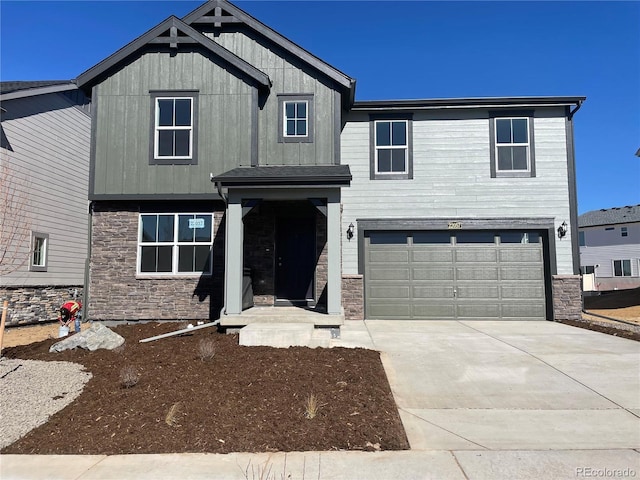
[568,100,583,120]
[213,179,228,316]
[83,201,93,322]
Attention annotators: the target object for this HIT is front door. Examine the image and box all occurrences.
[275,217,315,302]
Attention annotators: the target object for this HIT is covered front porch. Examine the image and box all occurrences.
[213,166,350,326]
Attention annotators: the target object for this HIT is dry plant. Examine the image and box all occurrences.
[0,156,32,276]
[303,394,324,419]
[119,365,139,388]
[165,402,182,427]
[198,338,216,361]
[241,454,319,480]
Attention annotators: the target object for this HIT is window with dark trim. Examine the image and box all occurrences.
[29,232,48,272]
[489,110,535,178]
[369,114,413,180]
[613,259,631,277]
[149,91,198,165]
[621,227,628,237]
[579,231,586,246]
[138,213,213,275]
[278,94,313,143]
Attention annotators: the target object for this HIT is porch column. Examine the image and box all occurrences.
[224,197,243,315]
[326,191,342,315]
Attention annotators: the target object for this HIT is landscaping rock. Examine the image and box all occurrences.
[49,323,124,353]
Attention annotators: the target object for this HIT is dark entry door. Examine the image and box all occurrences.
[275,217,315,302]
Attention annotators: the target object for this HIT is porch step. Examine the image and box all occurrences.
[239,323,315,348]
[220,306,344,327]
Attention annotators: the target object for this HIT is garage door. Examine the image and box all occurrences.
[364,230,546,320]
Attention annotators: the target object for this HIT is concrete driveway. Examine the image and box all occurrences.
[362,320,640,451]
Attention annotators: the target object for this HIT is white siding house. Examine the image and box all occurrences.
[579,205,640,291]
[0,81,91,324]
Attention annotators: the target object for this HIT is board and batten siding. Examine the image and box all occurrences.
[1,93,91,286]
[93,50,255,196]
[340,107,574,276]
[207,30,339,166]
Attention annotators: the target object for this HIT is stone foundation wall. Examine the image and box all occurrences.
[552,275,582,321]
[342,274,364,320]
[0,286,83,326]
[88,202,224,322]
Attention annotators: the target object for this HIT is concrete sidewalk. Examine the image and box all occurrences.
[2,320,639,479]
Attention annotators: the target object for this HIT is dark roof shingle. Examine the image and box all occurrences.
[578,205,640,227]
[0,80,73,95]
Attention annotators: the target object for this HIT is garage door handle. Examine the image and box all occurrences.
[453,288,457,298]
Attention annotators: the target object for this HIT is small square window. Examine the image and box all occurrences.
[278,95,313,143]
[30,232,48,272]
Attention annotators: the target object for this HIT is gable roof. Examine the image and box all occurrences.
[579,205,640,228]
[76,16,271,92]
[0,81,78,101]
[182,0,355,105]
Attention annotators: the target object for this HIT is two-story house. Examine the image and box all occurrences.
[579,205,640,291]
[0,81,91,324]
[77,0,584,324]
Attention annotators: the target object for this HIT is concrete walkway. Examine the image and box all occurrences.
[2,320,640,479]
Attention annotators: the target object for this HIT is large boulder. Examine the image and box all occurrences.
[49,323,124,353]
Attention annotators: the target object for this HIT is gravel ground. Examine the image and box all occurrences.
[0,358,92,449]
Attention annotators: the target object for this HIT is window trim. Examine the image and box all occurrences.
[137,213,213,276]
[612,259,632,277]
[489,110,536,178]
[369,113,413,180]
[277,94,314,143]
[149,90,199,165]
[29,232,49,272]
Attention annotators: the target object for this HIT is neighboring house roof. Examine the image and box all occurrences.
[182,0,355,104]
[76,16,271,92]
[0,81,77,101]
[578,205,640,227]
[213,165,352,186]
[352,96,586,111]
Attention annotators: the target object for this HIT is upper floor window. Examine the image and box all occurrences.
[489,111,536,178]
[278,94,313,143]
[579,231,586,247]
[30,232,48,272]
[613,259,631,277]
[150,91,198,165]
[621,227,628,237]
[138,213,213,275]
[369,115,413,180]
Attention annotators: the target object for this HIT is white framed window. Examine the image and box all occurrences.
[495,117,530,172]
[154,97,193,159]
[30,232,48,272]
[277,94,313,143]
[613,259,631,277]
[138,213,213,275]
[284,101,308,137]
[374,120,409,175]
[150,91,198,164]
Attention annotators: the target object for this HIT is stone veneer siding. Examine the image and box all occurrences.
[88,202,225,321]
[0,286,84,326]
[552,275,582,321]
[342,274,364,320]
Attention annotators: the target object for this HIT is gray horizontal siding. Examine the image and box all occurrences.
[1,93,90,286]
[341,108,574,275]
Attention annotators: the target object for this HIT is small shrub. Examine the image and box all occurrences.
[198,338,216,361]
[165,402,182,427]
[304,393,322,419]
[119,365,139,388]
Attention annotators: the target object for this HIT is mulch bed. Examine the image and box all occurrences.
[558,318,640,342]
[1,322,409,454]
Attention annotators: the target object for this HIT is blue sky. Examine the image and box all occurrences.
[1,1,638,214]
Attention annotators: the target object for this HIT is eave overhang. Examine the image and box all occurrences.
[212,165,352,187]
[76,16,271,93]
[0,82,78,102]
[352,96,587,112]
